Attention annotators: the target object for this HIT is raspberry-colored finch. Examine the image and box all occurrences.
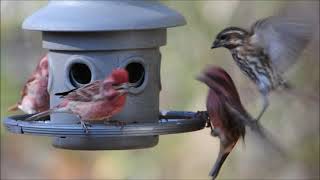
[26,69,130,133]
[197,66,285,180]
[211,15,312,121]
[8,55,49,114]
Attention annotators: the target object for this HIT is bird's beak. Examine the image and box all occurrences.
[211,40,220,49]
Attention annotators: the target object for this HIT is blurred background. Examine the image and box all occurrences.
[1,1,319,179]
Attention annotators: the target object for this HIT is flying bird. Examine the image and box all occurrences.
[26,69,130,133]
[8,55,50,114]
[197,66,285,180]
[211,15,313,121]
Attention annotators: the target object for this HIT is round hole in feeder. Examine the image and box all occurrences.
[125,62,145,87]
[69,63,92,87]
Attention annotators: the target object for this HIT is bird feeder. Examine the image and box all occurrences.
[4,1,206,150]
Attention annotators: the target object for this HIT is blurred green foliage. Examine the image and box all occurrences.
[1,1,319,179]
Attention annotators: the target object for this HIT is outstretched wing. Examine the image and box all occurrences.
[224,102,288,157]
[250,16,313,74]
[55,80,102,102]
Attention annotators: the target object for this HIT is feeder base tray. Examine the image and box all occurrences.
[3,111,207,150]
[53,136,159,150]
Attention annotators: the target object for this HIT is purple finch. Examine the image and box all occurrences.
[8,55,49,114]
[26,68,130,133]
[197,65,285,179]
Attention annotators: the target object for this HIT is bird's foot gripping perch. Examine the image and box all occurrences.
[79,121,92,134]
[195,111,215,135]
[210,128,221,137]
[195,111,210,126]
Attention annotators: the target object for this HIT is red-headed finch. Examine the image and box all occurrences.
[8,55,49,114]
[26,68,130,133]
[197,66,285,179]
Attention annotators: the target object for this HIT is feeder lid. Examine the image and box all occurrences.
[22,1,186,32]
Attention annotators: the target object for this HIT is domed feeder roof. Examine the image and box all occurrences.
[22,1,186,32]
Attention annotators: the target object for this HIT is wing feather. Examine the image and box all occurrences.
[250,16,313,74]
[56,80,102,102]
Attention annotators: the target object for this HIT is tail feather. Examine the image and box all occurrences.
[209,147,230,180]
[25,109,53,121]
[7,104,19,112]
[25,107,71,121]
[225,102,288,158]
[287,88,319,103]
[280,82,319,103]
[249,120,288,159]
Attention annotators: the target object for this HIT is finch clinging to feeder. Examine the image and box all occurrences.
[211,15,313,121]
[8,55,50,114]
[26,68,131,133]
[197,66,285,180]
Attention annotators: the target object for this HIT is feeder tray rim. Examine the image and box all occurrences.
[4,111,207,138]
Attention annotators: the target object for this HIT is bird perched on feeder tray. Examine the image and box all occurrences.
[8,55,50,114]
[211,15,313,121]
[26,68,131,133]
[197,66,285,180]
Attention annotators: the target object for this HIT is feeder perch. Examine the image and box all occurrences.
[4,1,207,150]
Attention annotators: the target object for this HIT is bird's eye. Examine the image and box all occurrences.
[220,35,227,40]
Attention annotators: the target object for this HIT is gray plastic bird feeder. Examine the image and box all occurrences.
[4,1,207,150]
